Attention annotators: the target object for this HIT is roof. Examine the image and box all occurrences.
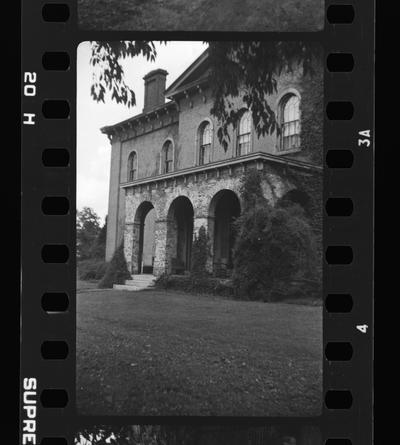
[164,49,210,98]
[101,48,210,136]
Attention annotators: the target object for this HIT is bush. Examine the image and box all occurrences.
[154,273,173,290]
[190,226,210,283]
[98,244,131,288]
[232,169,319,301]
[269,278,322,302]
[78,259,107,281]
[156,226,214,293]
[239,168,266,207]
[156,274,191,291]
[94,261,108,280]
[213,279,236,298]
[154,273,235,297]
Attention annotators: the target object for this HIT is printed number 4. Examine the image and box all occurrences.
[358,130,371,147]
[356,324,368,333]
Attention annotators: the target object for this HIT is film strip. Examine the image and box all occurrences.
[21,1,374,445]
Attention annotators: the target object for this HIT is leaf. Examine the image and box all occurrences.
[89,41,319,150]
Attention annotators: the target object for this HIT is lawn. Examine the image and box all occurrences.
[77,289,322,416]
[76,279,99,291]
[78,0,324,31]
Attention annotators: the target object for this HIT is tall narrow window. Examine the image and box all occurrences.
[199,122,212,165]
[163,140,173,173]
[237,110,252,156]
[280,94,300,151]
[128,151,137,181]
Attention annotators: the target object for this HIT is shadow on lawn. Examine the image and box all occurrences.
[77,288,322,416]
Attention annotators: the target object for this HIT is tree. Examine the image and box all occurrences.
[90,216,107,260]
[232,170,317,300]
[76,207,101,260]
[89,41,319,149]
[90,41,159,108]
[98,243,131,288]
[208,41,316,150]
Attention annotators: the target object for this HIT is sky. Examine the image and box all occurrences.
[77,41,207,223]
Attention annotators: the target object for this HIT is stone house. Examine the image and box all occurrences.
[101,49,323,278]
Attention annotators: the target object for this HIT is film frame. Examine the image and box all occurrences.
[21,1,374,444]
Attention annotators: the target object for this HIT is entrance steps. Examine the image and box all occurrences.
[113,274,156,291]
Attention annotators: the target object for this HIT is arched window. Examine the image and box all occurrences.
[162,140,173,174]
[237,110,252,156]
[280,94,300,151]
[199,121,212,165]
[128,151,137,181]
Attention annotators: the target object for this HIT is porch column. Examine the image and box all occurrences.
[153,218,169,276]
[133,222,143,275]
[124,223,135,274]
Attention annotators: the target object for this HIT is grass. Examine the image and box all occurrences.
[78,0,324,31]
[77,288,322,416]
[77,279,99,291]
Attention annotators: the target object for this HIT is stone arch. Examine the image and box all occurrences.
[132,201,157,274]
[166,196,194,274]
[208,189,241,277]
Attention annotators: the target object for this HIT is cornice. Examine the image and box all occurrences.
[101,101,178,138]
[121,151,322,190]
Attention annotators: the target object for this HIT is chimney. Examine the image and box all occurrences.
[143,69,168,113]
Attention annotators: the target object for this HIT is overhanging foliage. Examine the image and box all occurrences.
[89,41,319,150]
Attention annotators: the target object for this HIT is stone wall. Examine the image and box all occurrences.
[123,164,299,276]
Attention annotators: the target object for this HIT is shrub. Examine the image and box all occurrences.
[155,274,194,292]
[232,169,319,301]
[239,168,266,209]
[190,226,210,283]
[213,279,236,298]
[78,259,107,281]
[98,243,131,288]
[154,273,235,297]
[231,203,273,299]
[154,273,172,290]
[94,261,108,280]
[269,278,322,302]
